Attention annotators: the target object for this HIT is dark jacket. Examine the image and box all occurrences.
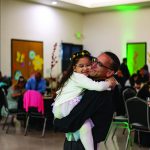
[54,90,115,143]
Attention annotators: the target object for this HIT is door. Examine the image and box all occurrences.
[62,43,83,72]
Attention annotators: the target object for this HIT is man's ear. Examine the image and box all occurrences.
[106,70,115,77]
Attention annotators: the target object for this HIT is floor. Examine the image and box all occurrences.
[0,119,150,150]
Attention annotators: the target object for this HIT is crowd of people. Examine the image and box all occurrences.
[0,71,47,123]
[115,58,149,91]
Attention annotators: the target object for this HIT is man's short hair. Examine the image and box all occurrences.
[104,52,120,72]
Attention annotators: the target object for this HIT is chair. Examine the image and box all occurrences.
[104,87,137,144]
[125,96,150,149]
[1,87,26,133]
[104,113,129,144]
[122,87,137,102]
[0,87,5,121]
[23,90,47,137]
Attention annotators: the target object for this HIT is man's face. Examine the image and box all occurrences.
[90,53,115,79]
[35,72,42,81]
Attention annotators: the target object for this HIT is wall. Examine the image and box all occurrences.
[83,8,150,67]
[1,0,150,77]
[0,0,83,77]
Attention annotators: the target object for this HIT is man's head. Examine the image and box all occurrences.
[35,71,42,81]
[90,51,120,80]
[123,58,127,64]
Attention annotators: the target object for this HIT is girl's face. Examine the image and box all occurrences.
[73,57,91,76]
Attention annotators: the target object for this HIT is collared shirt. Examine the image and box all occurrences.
[25,76,46,93]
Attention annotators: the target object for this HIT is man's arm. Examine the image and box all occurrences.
[38,79,46,93]
[54,90,113,132]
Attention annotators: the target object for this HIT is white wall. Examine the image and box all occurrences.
[83,8,150,66]
[1,0,150,78]
[0,0,83,77]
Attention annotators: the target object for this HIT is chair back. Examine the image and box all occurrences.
[125,96,150,129]
[23,90,44,114]
[122,88,137,102]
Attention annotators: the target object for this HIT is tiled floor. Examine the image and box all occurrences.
[0,119,150,150]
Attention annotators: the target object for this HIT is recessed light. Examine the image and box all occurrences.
[52,1,57,5]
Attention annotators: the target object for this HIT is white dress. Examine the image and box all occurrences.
[52,72,110,119]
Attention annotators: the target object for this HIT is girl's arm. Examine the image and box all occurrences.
[73,73,116,91]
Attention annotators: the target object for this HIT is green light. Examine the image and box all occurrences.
[115,5,140,11]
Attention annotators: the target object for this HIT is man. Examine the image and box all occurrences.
[120,58,130,82]
[54,51,120,150]
[25,71,46,94]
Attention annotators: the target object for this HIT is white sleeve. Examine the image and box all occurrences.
[73,73,110,91]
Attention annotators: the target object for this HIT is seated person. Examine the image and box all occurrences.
[25,71,46,94]
[1,76,26,120]
[137,81,150,100]
[134,81,150,147]
[134,79,143,93]
[7,76,26,110]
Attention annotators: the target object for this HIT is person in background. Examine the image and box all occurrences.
[0,71,7,87]
[114,69,126,88]
[134,78,143,93]
[125,73,138,87]
[120,58,130,82]
[143,64,149,77]
[6,76,26,110]
[137,81,150,100]
[25,71,46,94]
[134,81,150,147]
[1,76,26,123]
[0,87,5,120]
[0,71,3,81]
[138,66,149,83]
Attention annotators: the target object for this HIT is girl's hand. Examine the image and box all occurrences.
[106,77,118,89]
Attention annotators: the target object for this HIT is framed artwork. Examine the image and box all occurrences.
[127,42,146,75]
[11,39,43,82]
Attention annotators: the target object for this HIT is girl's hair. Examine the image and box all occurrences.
[58,50,92,90]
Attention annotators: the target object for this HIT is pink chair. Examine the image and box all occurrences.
[23,90,47,137]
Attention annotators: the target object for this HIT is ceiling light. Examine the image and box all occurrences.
[52,1,57,5]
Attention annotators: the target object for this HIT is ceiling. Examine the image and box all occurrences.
[24,0,150,13]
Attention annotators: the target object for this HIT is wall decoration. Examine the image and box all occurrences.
[29,50,36,60]
[32,55,43,71]
[14,70,22,80]
[127,42,146,75]
[50,42,58,78]
[16,51,25,63]
[11,39,43,83]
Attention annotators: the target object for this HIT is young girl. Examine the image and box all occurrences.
[52,50,116,150]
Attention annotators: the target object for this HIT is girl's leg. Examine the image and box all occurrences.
[79,120,94,150]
